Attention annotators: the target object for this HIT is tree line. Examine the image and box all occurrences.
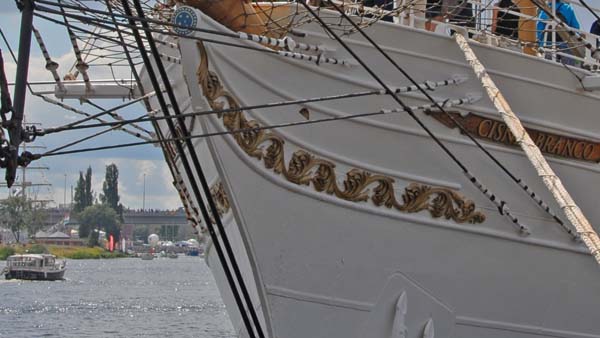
[0,163,124,246]
[74,164,123,246]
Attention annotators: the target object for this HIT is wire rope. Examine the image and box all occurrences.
[320,0,576,238]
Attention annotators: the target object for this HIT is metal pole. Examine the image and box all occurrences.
[21,142,26,200]
[142,173,145,211]
[7,0,34,187]
[63,173,67,207]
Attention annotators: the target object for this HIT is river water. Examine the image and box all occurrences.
[0,256,235,338]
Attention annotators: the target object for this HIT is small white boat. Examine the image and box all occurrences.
[3,254,66,281]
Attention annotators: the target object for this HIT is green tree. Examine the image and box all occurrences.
[73,172,86,214]
[0,196,28,242]
[26,203,47,236]
[78,204,121,245]
[88,230,100,247]
[84,166,94,207]
[0,196,33,243]
[100,164,123,220]
[73,166,94,215]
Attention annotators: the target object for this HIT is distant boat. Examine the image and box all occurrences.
[186,247,200,257]
[2,254,66,281]
[140,253,154,261]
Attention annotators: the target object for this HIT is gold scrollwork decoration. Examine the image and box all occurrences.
[194,42,485,224]
[210,181,231,217]
[173,173,231,229]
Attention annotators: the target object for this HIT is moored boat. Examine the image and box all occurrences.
[140,252,155,260]
[3,254,66,281]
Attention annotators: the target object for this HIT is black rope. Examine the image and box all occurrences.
[125,1,264,337]
[0,49,12,123]
[81,98,154,136]
[104,0,186,249]
[133,0,267,334]
[577,0,600,23]
[34,0,241,40]
[103,0,157,141]
[104,0,176,176]
[300,0,531,234]
[530,0,596,54]
[43,92,155,132]
[33,12,139,51]
[34,4,283,57]
[39,88,382,134]
[322,0,576,238]
[40,99,468,158]
[45,113,147,155]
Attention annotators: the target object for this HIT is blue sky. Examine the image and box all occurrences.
[0,2,182,210]
[0,1,598,209]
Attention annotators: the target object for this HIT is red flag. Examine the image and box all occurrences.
[109,235,114,252]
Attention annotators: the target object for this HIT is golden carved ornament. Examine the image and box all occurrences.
[210,181,232,217]
[173,173,232,229]
[194,42,485,224]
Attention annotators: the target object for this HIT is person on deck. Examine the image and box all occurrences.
[591,19,600,47]
[492,0,520,39]
[364,0,395,22]
[426,0,474,31]
[592,19,600,35]
[536,0,580,49]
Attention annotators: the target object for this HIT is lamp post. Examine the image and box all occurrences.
[142,173,146,211]
[63,174,67,208]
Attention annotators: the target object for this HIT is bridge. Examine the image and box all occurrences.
[43,208,187,226]
[42,208,191,241]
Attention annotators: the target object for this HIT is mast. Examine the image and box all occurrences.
[7,0,34,187]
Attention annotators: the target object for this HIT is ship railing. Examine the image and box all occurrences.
[340,0,600,68]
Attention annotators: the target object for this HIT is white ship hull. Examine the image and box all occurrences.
[146,6,600,338]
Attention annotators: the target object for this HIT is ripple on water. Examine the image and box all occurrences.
[0,257,235,338]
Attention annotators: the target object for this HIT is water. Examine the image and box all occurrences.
[0,256,235,338]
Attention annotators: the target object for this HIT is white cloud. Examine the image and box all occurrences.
[1,24,181,210]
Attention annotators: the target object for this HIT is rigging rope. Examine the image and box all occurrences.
[577,0,600,23]
[32,8,312,61]
[455,33,600,264]
[15,0,575,237]
[529,0,598,58]
[123,1,265,336]
[43,91,156,133]
[40,97,475,157]
[45,113,148,155]
[36,94,154,142]
[3,25,155,144]
[81,99,155,136]
[301,0,530,234]
[32,26,65,92]
[36,77,462,134]
[0,50,12,122]
[58,0,92,90]
[321,0,576,238]
[104,0,196,253]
